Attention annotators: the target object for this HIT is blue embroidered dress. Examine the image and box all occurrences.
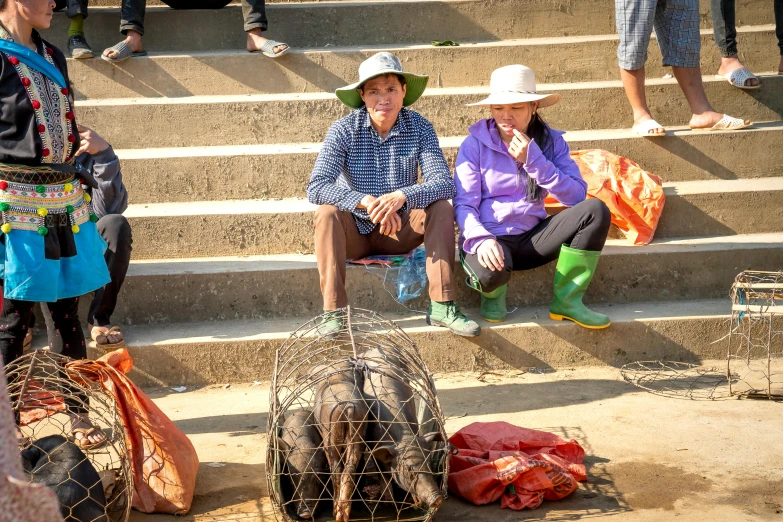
[0,26,110,302]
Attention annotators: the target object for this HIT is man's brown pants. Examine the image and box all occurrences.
[314,200,457,310]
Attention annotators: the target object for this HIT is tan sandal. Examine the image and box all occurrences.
[89,324,125,349]
[69,427,107,451]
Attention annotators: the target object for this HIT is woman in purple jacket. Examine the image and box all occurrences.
[454,65,611,329]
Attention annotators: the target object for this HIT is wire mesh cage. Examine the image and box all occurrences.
[621,270,783,401]
[6,351,133,522]
[267,308,450,522]
[727,270,783,399]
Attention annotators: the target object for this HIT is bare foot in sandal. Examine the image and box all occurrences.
[689,110,750,130]
[70,414,107,450]
[632,115,665,136]
[718,55,760,88]
[103,30,145,61]
[246,28,288,56]
[89,324,125,348]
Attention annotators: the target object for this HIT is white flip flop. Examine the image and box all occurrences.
[632,119,666,137]
[718,67,761,90]
[691,114,752,132]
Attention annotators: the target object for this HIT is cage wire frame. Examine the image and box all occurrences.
[6,350,133,522]
[267,307,450,522]
[621,270,783,401]
[727,270,783,399]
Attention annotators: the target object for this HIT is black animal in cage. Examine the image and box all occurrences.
[277,410,330,520]
[268,308,450,522]
[6,351,132,522]
[362,347,445,509]
[311,359,370,522]
[21,435,108,522]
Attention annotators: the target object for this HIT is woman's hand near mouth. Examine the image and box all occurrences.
[507,128,531,163]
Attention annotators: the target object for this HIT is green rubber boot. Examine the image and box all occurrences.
[480,284,507,323]
[549,245,610,329]
[317,310,345,337]
[427,301,481,337]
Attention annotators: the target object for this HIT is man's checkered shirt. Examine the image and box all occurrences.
[307,107,455,234]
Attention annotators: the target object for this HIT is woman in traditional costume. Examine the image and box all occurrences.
[0,0,110,447]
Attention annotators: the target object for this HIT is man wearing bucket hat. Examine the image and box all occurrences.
[307,52,480,337]
[453,65,612,329]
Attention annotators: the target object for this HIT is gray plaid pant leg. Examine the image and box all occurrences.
[616,0,658,70]
[654,0,701,68]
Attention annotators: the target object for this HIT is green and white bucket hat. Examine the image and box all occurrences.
[335,52,429,109]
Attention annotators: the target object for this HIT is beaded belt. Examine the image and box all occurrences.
[0,171,97,236]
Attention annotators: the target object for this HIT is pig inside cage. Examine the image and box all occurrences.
[267,308,451,522]
[6,351,133,522]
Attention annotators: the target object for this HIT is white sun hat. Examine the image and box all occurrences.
[468,64,561,108]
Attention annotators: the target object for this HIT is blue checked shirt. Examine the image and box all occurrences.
[307,107,455,234]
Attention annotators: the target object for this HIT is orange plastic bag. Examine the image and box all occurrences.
[545,149,665,245]
[67,349,199,515]
[448,422,587,510]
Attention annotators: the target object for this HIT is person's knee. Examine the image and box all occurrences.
[98,214,132,249]
[314,205,340,229]
[426,199,454,217]
[582,198,612,236]
[478,266,511,293]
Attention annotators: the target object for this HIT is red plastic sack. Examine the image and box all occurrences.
[546,149,665,246]
[68,349,199,515]
[448,422,587,510]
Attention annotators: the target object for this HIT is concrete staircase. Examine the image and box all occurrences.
[41,0,782,386]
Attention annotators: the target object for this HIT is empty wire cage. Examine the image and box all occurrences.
[267,308,450,522]
[727,270,783,399]
[6,351,132,522]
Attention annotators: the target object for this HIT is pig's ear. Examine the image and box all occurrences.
[371,444,398,464]
[420,431,445,444]
[276,438,291,452]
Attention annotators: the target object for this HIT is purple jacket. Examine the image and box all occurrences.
[454,118,587,254]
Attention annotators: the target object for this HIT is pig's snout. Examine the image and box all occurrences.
[296,502,313,519]
[425,492,444,508]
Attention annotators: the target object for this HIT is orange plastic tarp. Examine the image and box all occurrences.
[546,149,665,246]
[448,422,587,510]
[67,349,199,515]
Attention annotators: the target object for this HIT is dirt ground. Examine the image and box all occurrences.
[128,365,783,522]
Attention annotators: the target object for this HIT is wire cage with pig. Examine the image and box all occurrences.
[267,308,451,522]
[6,351,133,522]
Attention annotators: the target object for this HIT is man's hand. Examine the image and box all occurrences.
[367,190,406,224]
[357,195,377,210]
[476,238,505,272]
[507,128,531,163]
[74,125,110,157]
[379,212,402,236]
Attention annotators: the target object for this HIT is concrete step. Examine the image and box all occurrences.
[75,74,783,149]
[123,177,783,259]
[67,27,780,99]
[117,122,783,204]
[99,299,730,386]
[98,233,783,324]
[43,0,773,53]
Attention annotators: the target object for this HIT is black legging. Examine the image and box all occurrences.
[462,198,611,293]
[0,295,88,419]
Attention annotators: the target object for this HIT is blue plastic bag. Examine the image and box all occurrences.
[396,246,428,302]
